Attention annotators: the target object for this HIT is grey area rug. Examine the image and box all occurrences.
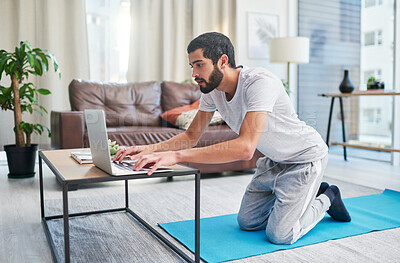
[44,174,400,262]
[46,212,185,263]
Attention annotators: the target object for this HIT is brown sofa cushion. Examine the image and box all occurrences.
[69,79,162,127]
[161,81,201,111]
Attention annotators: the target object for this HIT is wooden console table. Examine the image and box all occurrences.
[318,91,400,160]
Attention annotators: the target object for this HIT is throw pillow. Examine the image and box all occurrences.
[175,109,224,130]
[160,100,200,126]
[160,99,225,129]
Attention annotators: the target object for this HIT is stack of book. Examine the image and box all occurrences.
[70,151,92,164]
[70,151,130,164]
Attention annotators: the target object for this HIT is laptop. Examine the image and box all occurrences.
[84,109,172,176]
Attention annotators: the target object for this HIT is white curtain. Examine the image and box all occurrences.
[0,0,89,149]
[127,0,236,83]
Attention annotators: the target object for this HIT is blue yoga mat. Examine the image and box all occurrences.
[159,189,400,263]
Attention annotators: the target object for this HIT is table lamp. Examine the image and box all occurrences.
[269,37,310,91]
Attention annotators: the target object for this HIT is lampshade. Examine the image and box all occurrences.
[269,37,310,64]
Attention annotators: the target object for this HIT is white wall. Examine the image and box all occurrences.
[235,0,298,108]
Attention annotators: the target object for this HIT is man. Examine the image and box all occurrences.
[114,32,351,244]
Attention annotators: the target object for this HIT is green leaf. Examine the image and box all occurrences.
[20,104,27,112]
[19,121,34,135]
[8,61,16,75]
[21,41,32,51]
[25,82,35,88]
[0,55,10,79]
[39,124,51,137]
[23,71,29,79]
[37,88,51,95]
[34,124,44,132]
[26,52,36,68]
[23,84,34,97]
[34,60,43,75]
[35,51,49,72]
[26,95,37,103]
[15,46,20,59]
[3,85,12,96]
[34,108,43,116]
[39,105,48,114]
[16,44,26,64]
[27,104,33,114]
[0,94,7,104]
[14,70,20,80]
[19,84,28,97]
[0,50,8,57]
[28,123,50,137]
[46,51,59,72]
[33,127,43,135]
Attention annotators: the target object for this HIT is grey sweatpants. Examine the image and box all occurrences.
[237,155,330,244]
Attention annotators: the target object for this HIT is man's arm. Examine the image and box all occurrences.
[134,111,268,174]
[113,110,214,161]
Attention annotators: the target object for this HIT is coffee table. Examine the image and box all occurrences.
[39,149,201,263]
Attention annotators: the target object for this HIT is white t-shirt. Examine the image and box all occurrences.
[199,66,328,163]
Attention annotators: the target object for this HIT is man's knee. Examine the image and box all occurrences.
[266,224,293,245]
[237,213,253,230]
[237,213,266,231]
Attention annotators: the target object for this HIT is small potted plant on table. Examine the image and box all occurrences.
[367,76,385,90]
[0,41,60,178]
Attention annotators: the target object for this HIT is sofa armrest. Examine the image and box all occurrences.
[51,111,85,149]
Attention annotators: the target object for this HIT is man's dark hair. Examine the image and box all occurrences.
[187,32,236,68]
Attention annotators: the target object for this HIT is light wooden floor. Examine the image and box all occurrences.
[0,153,399,262]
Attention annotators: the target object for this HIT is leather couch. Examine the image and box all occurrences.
[51,79,263,174]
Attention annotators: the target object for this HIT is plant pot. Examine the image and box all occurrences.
[367,81,385,90]
[4,144,38,178]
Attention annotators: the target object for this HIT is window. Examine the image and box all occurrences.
[364,30,383,46]
[364,0,376,8]
[376,30,383,45]
[364,31,375,46]
[363,108,375,123]
[359,0,394,151]
[86,0,131,82]
[364,0,383,8]
[299,0,395,162]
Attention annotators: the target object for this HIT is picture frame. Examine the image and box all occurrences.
[247,12,279,60]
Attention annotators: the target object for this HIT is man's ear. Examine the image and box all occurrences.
[219,54,229,69]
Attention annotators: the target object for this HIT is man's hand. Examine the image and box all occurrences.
[113,145,151,163]
[133,151,180,176]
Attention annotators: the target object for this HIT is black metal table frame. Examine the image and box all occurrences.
[39,151,201,263]
[325,96,348,160]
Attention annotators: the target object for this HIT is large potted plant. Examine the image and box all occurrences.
[0,41,59,178]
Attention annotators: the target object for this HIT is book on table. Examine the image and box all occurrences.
[70,151,131,165]
[70,151,93,164]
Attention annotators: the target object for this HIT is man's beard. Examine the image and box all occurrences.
[196,65,223,94]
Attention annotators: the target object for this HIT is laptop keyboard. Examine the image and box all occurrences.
[112,162,136,173]
[110,160,171,175]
